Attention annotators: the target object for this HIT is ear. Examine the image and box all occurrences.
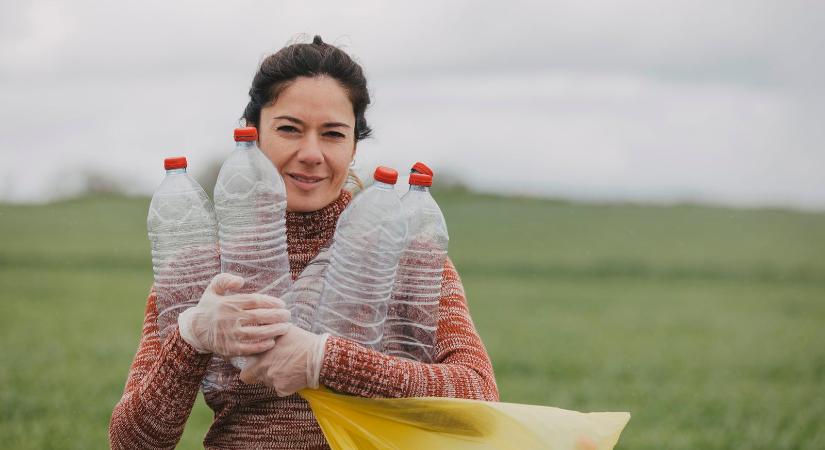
[350,142,357,162]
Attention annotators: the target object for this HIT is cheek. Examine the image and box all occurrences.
[329,152,353,179]
[259,137,292,171]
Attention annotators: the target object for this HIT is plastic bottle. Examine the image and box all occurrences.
[207,127,291,388]
[283,246,331,331]
[382,172,448,362]
[314,167,408,348]
[147,156,220,340]
[214,127,291,297]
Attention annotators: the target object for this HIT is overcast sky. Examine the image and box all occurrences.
[1,0,823,210]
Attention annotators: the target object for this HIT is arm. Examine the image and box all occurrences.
[108,292,212,450]
[319,258,499,401]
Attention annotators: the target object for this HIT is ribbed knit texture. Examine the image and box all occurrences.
[109,190,498,449]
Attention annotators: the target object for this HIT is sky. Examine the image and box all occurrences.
[1,0,824,210]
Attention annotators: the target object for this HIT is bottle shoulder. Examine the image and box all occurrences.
[153,173,210,199]
[215,147,284,196]
[346,185,404,211]
[148,174,215,224]
[402,192,448,240]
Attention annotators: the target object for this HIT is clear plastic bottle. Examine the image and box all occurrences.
[214,127,291,297]
[147,157,220,340]
[382,172,448,362]
[207,127,291,388]
[314,167,408,348]
[283,246,331,331]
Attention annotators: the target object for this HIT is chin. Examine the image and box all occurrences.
[286,203,315,213]
[285,193,334,213]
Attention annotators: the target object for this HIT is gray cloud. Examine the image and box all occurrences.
[1,0,823,209]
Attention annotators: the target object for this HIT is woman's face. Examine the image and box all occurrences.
[258,76,356,212]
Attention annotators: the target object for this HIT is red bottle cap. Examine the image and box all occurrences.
[411,162,433,177]
[164,157,187,170]
[373,166,398,185]
[234,127,258,142]
[409,173,432,187]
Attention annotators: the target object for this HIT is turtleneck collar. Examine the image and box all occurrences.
[285,190,351,242]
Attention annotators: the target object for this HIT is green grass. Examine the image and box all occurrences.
[1,191,824,449]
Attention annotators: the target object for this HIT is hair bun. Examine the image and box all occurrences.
[242,34,372,142]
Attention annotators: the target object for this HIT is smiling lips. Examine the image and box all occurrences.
[287,172,326,190]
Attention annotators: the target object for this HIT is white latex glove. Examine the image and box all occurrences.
[178,273,291,357]
[238,324,329,396]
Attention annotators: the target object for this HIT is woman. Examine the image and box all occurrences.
[109,35,498,450]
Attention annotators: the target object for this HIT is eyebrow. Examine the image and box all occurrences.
[273,115,351,129]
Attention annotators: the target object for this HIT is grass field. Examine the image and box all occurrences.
[1,190,824,449]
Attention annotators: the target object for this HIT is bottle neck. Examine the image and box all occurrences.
[408,185,429,193]
[235,140,255,150]
[166,168,186,175]
[374,181,396,190]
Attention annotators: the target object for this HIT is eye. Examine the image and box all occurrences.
[277,125,300,133]
[323,131,346,139]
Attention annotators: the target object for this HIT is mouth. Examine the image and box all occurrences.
[286,172,327,189]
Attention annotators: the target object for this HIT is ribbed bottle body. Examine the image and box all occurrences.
[383,186,448,362]
[205,140,291,391]
[314,182,408,348]
[147,169,221,339]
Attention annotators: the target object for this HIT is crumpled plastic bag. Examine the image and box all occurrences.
[300,388,630,450]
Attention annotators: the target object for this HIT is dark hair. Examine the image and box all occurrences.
[242,35,372,142]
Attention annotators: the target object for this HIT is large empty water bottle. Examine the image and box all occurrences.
[314,167,408,348]
[147,157,220,339]
[208,127,291,387]
[214,127,291,297]
[382,172,448,362]
[283,246,331,331]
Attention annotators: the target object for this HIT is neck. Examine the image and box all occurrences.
[285,190,352,277]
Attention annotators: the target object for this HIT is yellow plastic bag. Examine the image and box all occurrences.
[301,388,630,450]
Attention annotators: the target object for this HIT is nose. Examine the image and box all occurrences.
[296,135,323,166]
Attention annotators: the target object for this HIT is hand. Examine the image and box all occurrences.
[239,325,329,396]
[178,273,291,357]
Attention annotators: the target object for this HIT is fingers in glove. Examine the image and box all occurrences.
[232,293,286,310]
[235,338,279,357]
[240,307,291,326]
[239,322,291,342]
[209,273,245,295]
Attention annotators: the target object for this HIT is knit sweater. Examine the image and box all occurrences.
[109,190,499,449]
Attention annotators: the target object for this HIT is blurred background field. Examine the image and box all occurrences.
[3,1,824,448]
[1,189,823,449]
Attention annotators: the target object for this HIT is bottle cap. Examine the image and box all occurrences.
[164,157,187,170]
[409,173,432,187]
[234,127,258,142]
[374,166,398,185]
[411,162,433,177]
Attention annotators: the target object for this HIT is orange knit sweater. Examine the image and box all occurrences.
[109,190,499,449]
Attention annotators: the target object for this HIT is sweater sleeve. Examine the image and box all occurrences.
[319,258,499,401]
[108,291,212,450]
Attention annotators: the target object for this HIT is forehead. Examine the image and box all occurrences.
[266,76,354,124]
